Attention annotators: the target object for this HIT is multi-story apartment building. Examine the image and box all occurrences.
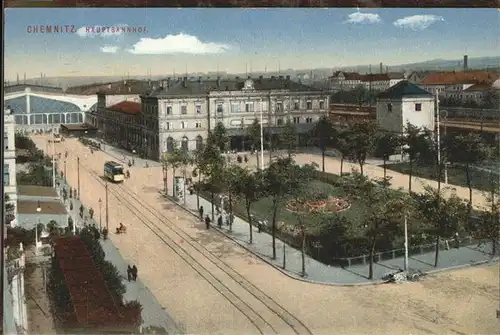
[4,107,18,222]
[90,76,329,160]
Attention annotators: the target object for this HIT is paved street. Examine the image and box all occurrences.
[172,191,497,284]
[30,135,500,335]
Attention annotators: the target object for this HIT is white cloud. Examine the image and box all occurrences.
[345,12,381,24]
[393,15,444,30]
[100,45,120,53]
[127,33,231,55]
[76,24,128,38]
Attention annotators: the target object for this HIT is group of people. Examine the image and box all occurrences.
[199,205,234,230]
[127,265,138,281]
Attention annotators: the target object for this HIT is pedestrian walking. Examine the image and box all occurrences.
[199,206,204,221]
[127,265,132,282]
[217,215,223,228]
[205,215,211,229]
[131,265,138,281]
[454,232,460,249]
[128,160,132,168]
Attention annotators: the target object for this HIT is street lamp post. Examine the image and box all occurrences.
[403,214,409,273]
[98,198,103,231]
[36,203,41,251]
[105,182,109,231]
[51,130,56,188]
[442,110,449,184]
[259,107,264,171]
[77,156,80,198]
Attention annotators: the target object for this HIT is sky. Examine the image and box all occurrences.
[4,8,499,80]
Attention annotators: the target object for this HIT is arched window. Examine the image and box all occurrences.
[196,136,203,151]
[166,137,174,152]
[181,137,189,151]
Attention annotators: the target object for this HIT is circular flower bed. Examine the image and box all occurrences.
[285,196,351,214]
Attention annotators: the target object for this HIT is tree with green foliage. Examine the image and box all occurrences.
[311,116,335,172]
[471,178,500,256]
[280,118,298,159]
[342,172,414,279]
[233,167,265,244]
[164,147,183,198]
[401,123,428,193]
[352,85,370,107]
[448,133,489,212]
[264,157,318,259]
[414,185,469,266]
[199,131,226,221]
[212,122,229,152]
[375,132,401,180]
[247,118,262,169]
[348,120,378,176]
[287,164,326,276]
[336,129,354,175]
[17,163,52,186]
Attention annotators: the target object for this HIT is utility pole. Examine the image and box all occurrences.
[259,105,265,170]
[77,156,80,198]
[105,182,109,231]
[51,131,56,188]
[435,92,441,193]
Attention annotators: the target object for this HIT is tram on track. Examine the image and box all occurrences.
[104,161,125,182]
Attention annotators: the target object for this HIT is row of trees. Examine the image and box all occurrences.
[161,120,499,278]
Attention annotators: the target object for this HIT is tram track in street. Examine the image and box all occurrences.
[79,162,313,335]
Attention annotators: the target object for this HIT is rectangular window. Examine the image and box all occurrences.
[387,103,393,112]
[245,102,254,113]
[277,118,283,125]
[195,122,202,128]
[180,121,186,129]
[319,101,325,109]
[166,122,171,130]
[166,106,172,115]
[306,117,313,123]
[293,117,300,124]
[4,132,8,150]
[3,164,9,185]
[196,105,202,114]
[217,104,224,114]
[294,101,300,110]
[306,101,312,110]
[181,105,187,115]
[276,102,283,112]
[231,103,239,113]
[415,103,422,112]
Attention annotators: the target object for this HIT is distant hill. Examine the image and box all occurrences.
[7,56,499,89]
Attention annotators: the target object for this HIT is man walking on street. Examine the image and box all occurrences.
[127,265,132,282]
[131,265,138,281]
[205,215,211,229]
[217,215,223,228]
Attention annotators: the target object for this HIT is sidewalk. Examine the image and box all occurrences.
[94,140,162,168]
[56,176,183,333]
[171,191,497,284]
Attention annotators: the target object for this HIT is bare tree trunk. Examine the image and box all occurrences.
[359,163,364,176]
[271,200,279,259]
[321,148,325,172]
[408,161,413,193]
[340,157,344,175]
[434,235,440,267]
[172,168,176,197]
[211,191,215,222]
[246,201,253,244]
[383,157,387,179]
[368,237,376,279]
[465,164,473,214]
[301,229,306,277]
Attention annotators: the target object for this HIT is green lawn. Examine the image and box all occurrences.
[208,178,370,230]
[385,162,497,193]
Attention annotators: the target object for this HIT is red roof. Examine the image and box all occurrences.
[53,236,140,329]
[420,71,499,85]
[107,101,142,115]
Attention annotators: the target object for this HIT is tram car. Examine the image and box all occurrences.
[104,161,125,182]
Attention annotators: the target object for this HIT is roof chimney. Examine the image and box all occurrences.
[182,77,187,88]
[463,55,468,71]
[216,76,221,88]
